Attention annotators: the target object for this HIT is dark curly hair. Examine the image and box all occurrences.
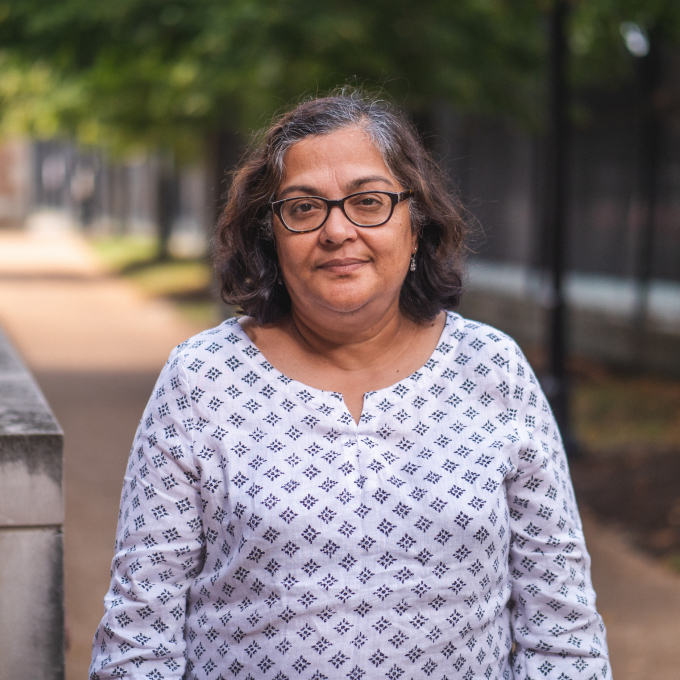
[213,89,469,324]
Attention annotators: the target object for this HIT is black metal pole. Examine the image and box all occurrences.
[633,32,661,359]
[544,0,575,454]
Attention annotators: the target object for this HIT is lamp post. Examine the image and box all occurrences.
[543,0,575,454]
[620,23,659,361]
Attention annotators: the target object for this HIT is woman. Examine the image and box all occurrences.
[90,92,609,680]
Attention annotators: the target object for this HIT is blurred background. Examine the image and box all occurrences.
[0,1,678,678]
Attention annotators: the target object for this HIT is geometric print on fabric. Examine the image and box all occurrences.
[90,312,609,680]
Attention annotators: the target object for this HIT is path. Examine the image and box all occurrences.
[0,228,678,679]
[0,228,205,679]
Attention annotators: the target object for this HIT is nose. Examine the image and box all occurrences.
[320,204,358,244]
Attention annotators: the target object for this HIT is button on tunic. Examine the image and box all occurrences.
[90,313,609,680]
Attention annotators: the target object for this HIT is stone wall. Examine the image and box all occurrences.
[0,325,64,680]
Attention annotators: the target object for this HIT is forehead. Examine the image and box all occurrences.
[279,126,395,188]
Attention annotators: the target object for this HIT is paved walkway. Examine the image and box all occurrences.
[0,229,678,679]
[0,229,204,679]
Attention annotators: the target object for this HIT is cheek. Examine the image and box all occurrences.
[373,225,413,269]
[276,233,315,275]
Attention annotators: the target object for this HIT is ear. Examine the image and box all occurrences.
[411,229,419,252]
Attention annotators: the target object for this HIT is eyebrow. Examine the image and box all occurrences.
[277,175,394,199]
[346,175,394,192]
[278,184,317,198]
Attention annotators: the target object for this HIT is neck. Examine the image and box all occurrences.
[287,300,413,373]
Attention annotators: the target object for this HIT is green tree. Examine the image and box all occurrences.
[0,0,546,158]
[1,0,679,155]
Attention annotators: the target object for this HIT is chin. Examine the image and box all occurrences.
[292,277,395,319]
[315,288,386,318]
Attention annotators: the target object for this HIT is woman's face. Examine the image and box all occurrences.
[273,126,417,328]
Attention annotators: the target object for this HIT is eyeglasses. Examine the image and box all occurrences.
[270,190,414,233]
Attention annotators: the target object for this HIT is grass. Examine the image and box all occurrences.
[522,348,680,454]
[90,234,158,271]
[668,554,680,575]
[174,300,224,327]
[89,235,222,327]
[567,360,680,569]
[124,259,213,298]
[571,365,680,453]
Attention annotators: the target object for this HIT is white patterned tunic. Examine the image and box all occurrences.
[90,312,609,680]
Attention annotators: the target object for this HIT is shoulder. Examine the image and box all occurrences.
[163,317,258,374]
[443,313,545,422]
[442,311,522,361]
[438,312,534,394]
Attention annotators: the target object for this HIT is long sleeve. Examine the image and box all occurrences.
[504,342,609,679]
[90,345,205,679]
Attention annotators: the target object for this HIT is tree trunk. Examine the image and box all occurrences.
[207,129,244,231]
[156,153,180,261]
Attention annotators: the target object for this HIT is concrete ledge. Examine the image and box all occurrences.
[0,324,64,679]
[0,528,64,680]
[0,434,63,525]
[0,325,62,436]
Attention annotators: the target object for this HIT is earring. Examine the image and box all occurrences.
[410,253,417,272]
[278,276,283,285]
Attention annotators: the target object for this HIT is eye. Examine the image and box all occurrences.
[286,198,325,215]
[349,193,387,209]
[293,202,316,214]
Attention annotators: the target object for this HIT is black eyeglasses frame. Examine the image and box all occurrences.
[270,189,414,234]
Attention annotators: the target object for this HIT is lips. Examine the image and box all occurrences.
[317,258,368,274]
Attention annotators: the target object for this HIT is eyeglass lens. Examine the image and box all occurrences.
[280,192,393,231]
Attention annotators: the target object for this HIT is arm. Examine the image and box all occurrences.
[90,346,205,679]
[504,342,610,680]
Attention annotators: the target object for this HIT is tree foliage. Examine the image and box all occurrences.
[0,0,677,157]
[0,0,544,156]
